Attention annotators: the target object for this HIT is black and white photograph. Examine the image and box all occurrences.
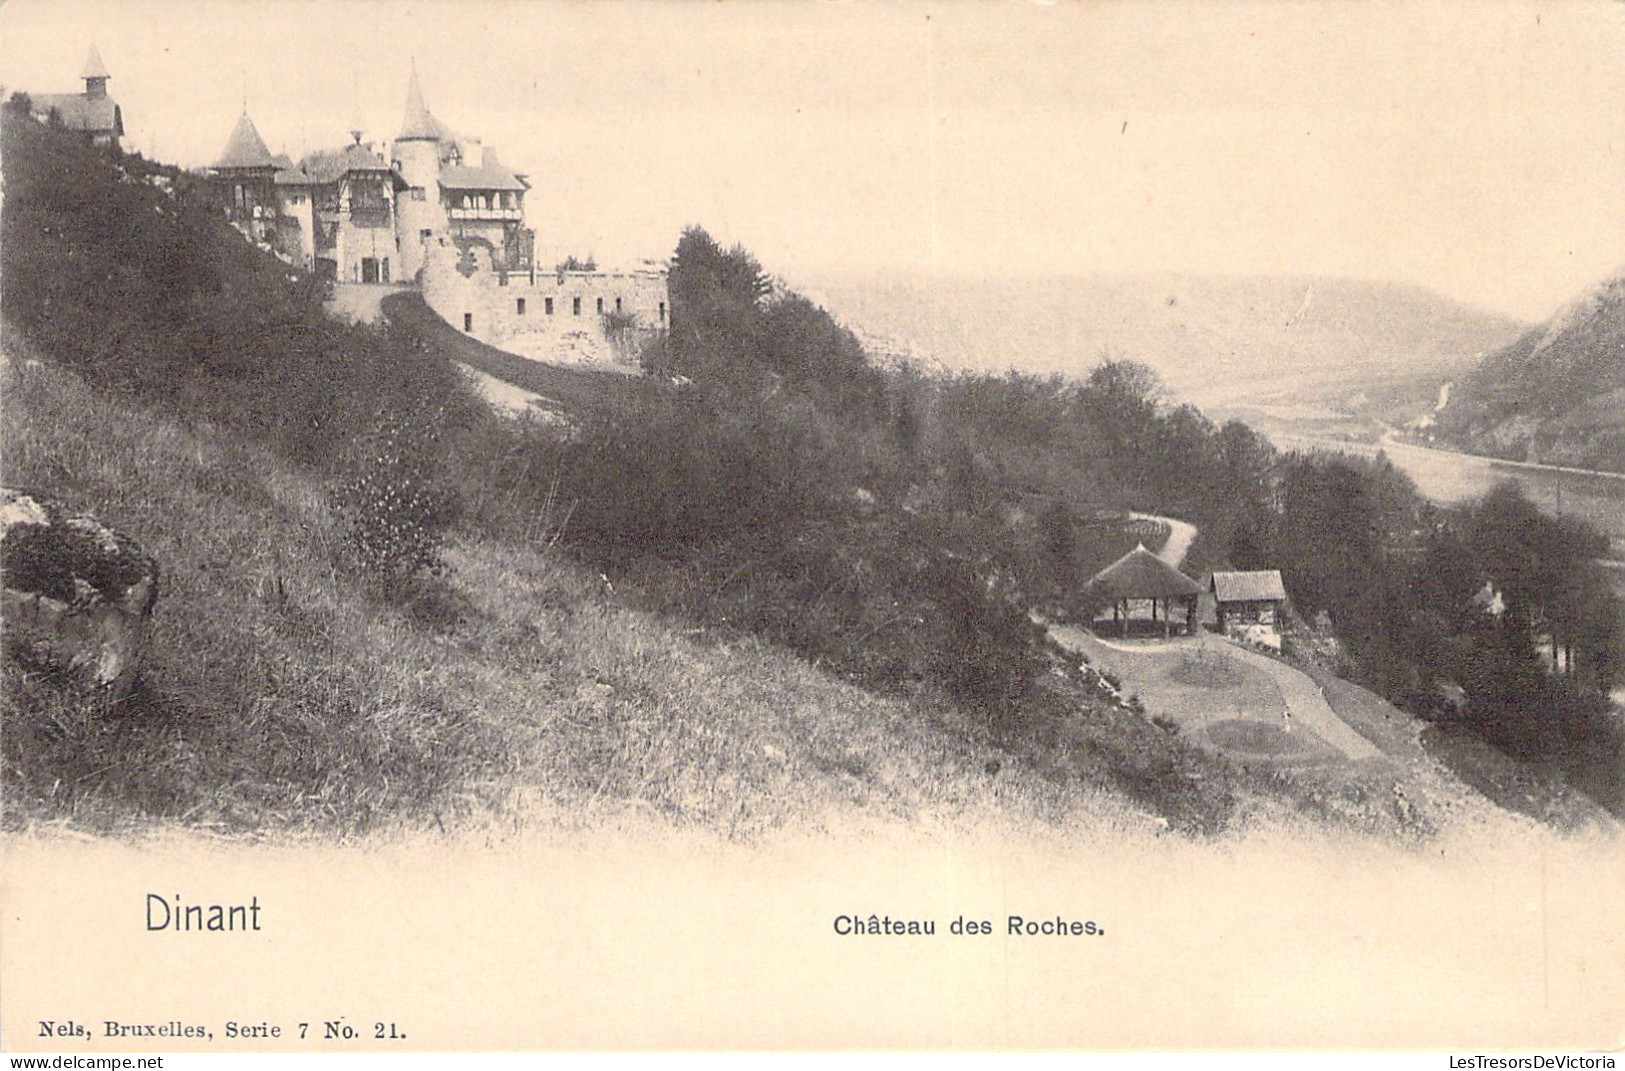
[0,0,1622,1056]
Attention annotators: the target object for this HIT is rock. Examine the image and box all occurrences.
[1,488,159,697]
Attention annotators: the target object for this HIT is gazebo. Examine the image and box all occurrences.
[1084,543,1204,638]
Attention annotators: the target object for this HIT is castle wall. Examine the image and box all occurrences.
[422,240,668,367]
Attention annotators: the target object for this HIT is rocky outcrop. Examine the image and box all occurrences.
[1,488,159,697]
[1435,272,1625,472]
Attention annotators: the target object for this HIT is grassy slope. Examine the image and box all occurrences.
[7,326,1495,846]
[1,350,1162,841]
[2,121,1577,847]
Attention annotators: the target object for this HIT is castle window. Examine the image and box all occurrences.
[659,302,666,323]
[420,228,432,240]
[615,297,623,313]
[545,297,554,316]
[464,313,473,332]
[572,297,581,316]
[596,297,604,314]
[411,187,426,201]
[517,298,526,316]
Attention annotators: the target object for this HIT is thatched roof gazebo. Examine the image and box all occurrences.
[1084,543,1203,638]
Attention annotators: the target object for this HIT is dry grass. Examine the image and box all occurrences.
[1,354,510,835]
[440,538,1158,841]
[5,354,1589,849]
[0,354,1153,843]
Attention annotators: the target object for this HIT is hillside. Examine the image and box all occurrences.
[791,269,1524,420]
[3,112,1615,841]
[1432,272,1625,473]
[0,113,1254,841]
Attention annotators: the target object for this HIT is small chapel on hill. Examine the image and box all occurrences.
[27,46,123,149]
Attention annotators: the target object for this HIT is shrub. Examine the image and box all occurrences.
[335,407,456,581]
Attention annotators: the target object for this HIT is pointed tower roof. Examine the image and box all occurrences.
[212,111,276,171]
[397,67,446,142]
[82,45,110,80]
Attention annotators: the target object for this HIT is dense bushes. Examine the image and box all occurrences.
[0,110,484,582]
[336,406,459,579]
[0,110,479,479]
[544,225,1049,714]
[554,387,845,553]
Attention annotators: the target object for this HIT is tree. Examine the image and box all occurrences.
[1275,454,1381,623]
[1466,481,1606,638]
[1078,358,1163,463]
[660,225,772,381]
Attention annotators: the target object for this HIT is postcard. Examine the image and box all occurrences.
[2,0,1622,1054]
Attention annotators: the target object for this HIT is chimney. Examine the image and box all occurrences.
[482,146,499,169]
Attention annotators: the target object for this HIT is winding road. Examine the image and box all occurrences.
[1129,512,1197,568]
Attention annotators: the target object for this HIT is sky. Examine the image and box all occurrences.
[2,0,1623,321]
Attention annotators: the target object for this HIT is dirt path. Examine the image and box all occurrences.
[380,290,646,419]
[324,282,402,325]
[1130,512,1198,568]
[456,364,559,420]
[1218,640,1381,760]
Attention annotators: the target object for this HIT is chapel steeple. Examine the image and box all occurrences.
[82,44,110,100]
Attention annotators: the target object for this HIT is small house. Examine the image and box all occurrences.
[1210,569,1287,648]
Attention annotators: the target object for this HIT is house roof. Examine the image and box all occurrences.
[1085,544,1204,602]
[276,142,404,189]
[270,152,310,186]
[212,112,276,170]
[439,163,528,192]
[31,92,120,135]
[1211,570,1287,603]
[305,142,394,181]
[82,45,110,80]
[274,164,314,186]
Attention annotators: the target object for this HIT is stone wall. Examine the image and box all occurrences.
[421,239,668,366]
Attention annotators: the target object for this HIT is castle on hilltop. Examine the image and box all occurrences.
[26,46,123,149]
[211,68,668,364]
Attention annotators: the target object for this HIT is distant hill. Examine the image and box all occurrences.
[1432,272,1625,474]
[788,270,1524,419]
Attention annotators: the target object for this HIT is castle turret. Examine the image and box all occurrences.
[210,111,279,240]
[392,67,448,281]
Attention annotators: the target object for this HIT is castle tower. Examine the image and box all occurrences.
[82,45,109,100]
[391,66,447,281]
[210,110,279,242]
